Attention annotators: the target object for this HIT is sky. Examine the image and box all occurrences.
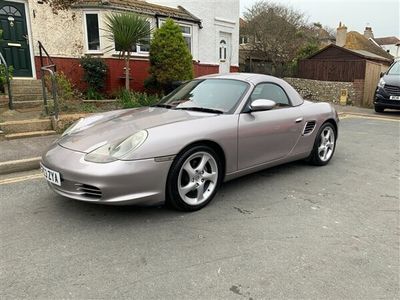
[240,0,400,38]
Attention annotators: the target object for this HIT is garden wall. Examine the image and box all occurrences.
[284,77,364,106]
[35,57,235,94]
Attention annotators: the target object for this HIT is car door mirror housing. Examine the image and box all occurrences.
[250,99,276,111]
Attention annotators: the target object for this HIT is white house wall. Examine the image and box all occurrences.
[148,0,240,67]
[28,0,84,57]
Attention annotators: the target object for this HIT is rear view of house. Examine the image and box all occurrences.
[0,0,240,94]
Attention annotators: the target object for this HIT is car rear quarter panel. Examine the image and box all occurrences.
[291,101,338,157]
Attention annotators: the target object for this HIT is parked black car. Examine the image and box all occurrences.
[374,60,400,112]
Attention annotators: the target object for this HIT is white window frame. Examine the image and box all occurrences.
[83,11,102,54]
[113,20,151,57]
[159,19,193,54]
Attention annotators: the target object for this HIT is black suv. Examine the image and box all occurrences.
[374,60,400,112]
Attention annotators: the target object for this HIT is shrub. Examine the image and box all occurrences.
[0,64,13,93]
[44,71,74,100]
[148,18,193,93]
[116,90,160,109]
[80,55,108,93]
[85,87,103,100]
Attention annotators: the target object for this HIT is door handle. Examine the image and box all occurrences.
[295,117,303,123]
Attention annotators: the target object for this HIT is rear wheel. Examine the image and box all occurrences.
[374,106,384,113]
[166,145,223,211]
[307,123,336,166]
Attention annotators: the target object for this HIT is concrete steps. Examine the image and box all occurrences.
[7,79,45,111]
[0,118,57,140]
[13,100,53,109]
[0,119,53,134]
[5,130,57,140]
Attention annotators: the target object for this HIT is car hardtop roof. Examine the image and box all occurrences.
[197,73,287,85]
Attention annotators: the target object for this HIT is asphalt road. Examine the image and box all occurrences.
[1,117,399,299]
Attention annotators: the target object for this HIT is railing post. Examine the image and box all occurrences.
[50,70,58,119]
[41,68,48,115]
[0,52,13,110]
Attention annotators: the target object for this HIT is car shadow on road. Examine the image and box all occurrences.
[50,160,312,223]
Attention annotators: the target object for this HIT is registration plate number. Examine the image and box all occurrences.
[40,163,61,186]
[390,95,400,100]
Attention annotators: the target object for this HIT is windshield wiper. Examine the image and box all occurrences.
[174,107,224,114]
[151,104,173,109]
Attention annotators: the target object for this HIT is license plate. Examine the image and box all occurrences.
[40,163,61,186]
[390,96,400,100]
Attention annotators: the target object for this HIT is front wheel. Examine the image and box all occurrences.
[166,145,223,211]
[374,106,384,113]
[307,123,337,166]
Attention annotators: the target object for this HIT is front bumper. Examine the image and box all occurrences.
[41,144,172,205]
[374,88,400,110]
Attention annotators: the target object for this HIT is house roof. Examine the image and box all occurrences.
[74,0,201,24]
[307,43,392,63]
[344,31,393,60]
[373,36,400,46]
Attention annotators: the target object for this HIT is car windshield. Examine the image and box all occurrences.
[387,61,400,75]
[158,79,249,113]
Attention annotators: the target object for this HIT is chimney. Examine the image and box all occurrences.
[336,22,347,47]
[364,26,374,39]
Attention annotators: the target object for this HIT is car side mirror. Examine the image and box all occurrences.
[250,99,276,111]
[380,72,385,78]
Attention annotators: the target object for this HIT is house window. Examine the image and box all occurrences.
[219,40,227,61]
[159,20,192,53]
[115,21,151,54]
[240,36,248,45]
[180,25,192,53]
[84,12,101,52]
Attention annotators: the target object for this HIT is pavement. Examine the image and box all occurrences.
[0,116,399,299]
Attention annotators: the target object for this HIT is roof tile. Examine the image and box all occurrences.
[74,0,201,23]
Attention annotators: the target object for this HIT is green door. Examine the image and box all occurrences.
[0,1,32,77]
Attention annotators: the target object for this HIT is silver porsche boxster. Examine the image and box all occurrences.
[41,73,339,211]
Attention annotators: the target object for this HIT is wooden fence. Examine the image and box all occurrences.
[362,61,383,107]
[298,60,366,82]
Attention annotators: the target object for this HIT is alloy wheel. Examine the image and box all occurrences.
[178,152,219,206]
[318,126,335,162]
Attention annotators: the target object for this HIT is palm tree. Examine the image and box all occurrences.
[104,13,151,90]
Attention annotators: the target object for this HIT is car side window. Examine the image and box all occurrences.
[251,83,291,107]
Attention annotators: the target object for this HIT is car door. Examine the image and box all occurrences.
[238,82,303,170]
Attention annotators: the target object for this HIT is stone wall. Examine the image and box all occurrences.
[284,77,364,106]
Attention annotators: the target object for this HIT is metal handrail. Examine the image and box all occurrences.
[38,41,58,118]
[41,66,58,119]
[38,41,56,72]
[0,52,13,109]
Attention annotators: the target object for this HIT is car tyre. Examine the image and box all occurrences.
[374,106,384,113]
[307,122,337,166]
[166,145,223,211]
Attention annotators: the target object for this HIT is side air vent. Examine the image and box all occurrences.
[303,121,316,135]
[75,183,102,199]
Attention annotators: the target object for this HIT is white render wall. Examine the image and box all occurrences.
[148,0,240,67]
[27,0,84,57]
[23,0,239,66]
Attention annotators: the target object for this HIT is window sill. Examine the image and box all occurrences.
[85,51,104,56]
[111,53,149,59]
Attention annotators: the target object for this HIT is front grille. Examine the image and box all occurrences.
[384,85,400,96]
[75,184,102,199]
[303,121,316,135]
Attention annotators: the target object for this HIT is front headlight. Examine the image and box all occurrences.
[378,78,385,88]
[84,130,148,163]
